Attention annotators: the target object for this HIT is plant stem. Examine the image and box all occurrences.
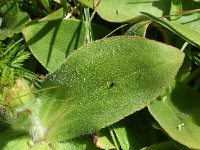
[181,42,188,51]
[109,126,120,150]
[104,24,129,38]
[77,0,93,9]
[184,68,200,83]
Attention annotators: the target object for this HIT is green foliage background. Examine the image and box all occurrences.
[1,0,200,149]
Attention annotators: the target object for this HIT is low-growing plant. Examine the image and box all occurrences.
[1,0,200,149]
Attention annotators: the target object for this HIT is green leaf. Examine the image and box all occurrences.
[170,0,182,20]
[40,8,64,21]
[36,36,184,142]
[0,36,30,87]
[153,28,191,82]
[142,12,200,49]
[41,0,51,13]
[148,82,200,149]
[141,141,179,150]
[125,20,151,37]
[2,138,98,150]
[0,127,29,150]
[173,12,200,33]
[95,128,116,149]
[96,0,170,22]
[2,136,30,150]
[52,0,61,4]
[0,120,98,149]
[23,18,112,72]
[168,0,200,32]
[175,45,191,82]
[0,115,98,149]
[32,136,99,150]
[112,109,169,150]
[0,1,30,40]
[109,126,121,149]
[112,119,141,150]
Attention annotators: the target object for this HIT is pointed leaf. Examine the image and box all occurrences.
[148,82,200,149]
[142,12,200,49]
[37,36,184,142]
[125,20,151,37]
[40,8,64,21]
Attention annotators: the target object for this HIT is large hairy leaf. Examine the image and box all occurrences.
[23,18,112,72]
[96,0,170,22]
[149,82,200,149]
[36,36,184,142]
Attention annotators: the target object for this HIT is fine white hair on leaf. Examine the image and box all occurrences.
[28,98,46,142]
[30,115,46,142]
[177,123,185,131]
[162,96,167,102]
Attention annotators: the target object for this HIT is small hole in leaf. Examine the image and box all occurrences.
[116,10,119,15]
[107,81,115,89]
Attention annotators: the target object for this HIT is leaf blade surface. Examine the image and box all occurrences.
[23,18,112,72]
[96,0,170,22]
[38,36,184,142]
[149,82,200,149]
